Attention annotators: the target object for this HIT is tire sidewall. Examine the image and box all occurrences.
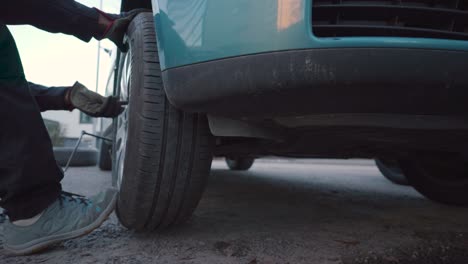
[375,159,409,185]
[400,159,468,205]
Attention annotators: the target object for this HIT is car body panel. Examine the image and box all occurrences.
[161,48,468,118]
[152,0,468,70]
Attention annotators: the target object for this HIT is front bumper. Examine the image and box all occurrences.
[153,0,468,70]
[163,48,468,119]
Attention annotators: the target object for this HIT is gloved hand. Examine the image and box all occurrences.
[95,8,150,52]
[66,82,123,118]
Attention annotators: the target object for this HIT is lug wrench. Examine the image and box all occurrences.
[63,130,113,173]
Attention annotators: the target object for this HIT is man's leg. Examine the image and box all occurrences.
[0,75,118,254]
[0,79,64,221]
[1,25,117,255]
[0,25,63,222]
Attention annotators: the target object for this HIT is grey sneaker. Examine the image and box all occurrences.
[3,188,117,255]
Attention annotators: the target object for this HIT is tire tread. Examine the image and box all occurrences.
[115,13,213,231]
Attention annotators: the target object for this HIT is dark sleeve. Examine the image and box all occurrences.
[0,0,101,42]
[28,82,70,112]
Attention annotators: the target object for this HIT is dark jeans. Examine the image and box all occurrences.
[0,0,101,221]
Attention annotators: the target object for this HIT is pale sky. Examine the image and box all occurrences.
[9,0,121,95]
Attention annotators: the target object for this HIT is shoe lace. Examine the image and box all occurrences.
[59,191,90,206]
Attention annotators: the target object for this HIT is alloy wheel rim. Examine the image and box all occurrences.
[115,50,132,190]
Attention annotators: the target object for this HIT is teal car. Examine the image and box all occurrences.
[112,0,468,231]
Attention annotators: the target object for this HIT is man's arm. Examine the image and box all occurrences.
[0,0,144,51]
[28,82,123,117]
[0,0,101,42]
[28,82,71,112]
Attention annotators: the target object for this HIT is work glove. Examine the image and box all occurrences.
[66,82,123,118]
[95,8,150,52]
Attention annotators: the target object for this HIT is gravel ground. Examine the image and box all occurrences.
[1,159,468,264]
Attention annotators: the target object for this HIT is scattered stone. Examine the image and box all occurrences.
[214,240,251,257]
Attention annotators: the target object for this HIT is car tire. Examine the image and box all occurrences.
[112,13,214,231]
[375,159,409,185]
[399,153,468,206]
[53,147,98,167]
[226,157,255,171]
[98,127,113,171]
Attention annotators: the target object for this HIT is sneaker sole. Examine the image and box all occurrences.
[4,193,117,255]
